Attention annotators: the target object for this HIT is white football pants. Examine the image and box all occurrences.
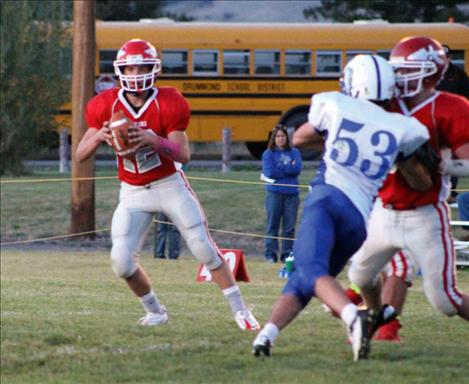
[110,171,224,278]
[349,199,463,316]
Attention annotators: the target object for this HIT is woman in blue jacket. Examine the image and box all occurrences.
[261,125,302,263]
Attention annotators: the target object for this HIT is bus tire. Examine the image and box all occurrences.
[245,141,267,160]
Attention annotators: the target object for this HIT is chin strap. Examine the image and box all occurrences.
[125,90,143,97]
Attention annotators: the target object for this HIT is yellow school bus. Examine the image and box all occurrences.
[58,20,469,158]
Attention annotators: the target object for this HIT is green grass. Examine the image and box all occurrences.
[1,168,469,383]
[0,168,319,254]
[1,251,469,384]
[1,168,468,250]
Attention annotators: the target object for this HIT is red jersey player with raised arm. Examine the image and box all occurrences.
[76,39,259,331]
[348,37,469,337]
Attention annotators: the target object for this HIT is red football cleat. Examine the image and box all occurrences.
[345,287,363,306]
[323,287,364,318]
[373,319,402,342]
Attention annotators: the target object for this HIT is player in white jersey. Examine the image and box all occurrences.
[252,55,432,362]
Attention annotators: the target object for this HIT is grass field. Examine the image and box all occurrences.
[1,168,469,383]
[0,167,319,254]
[1,167,468,250]
[1,251,469,384]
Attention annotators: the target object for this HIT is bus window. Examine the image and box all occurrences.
[162,50,188,74]
[223,50,250,75]
[450,50,465,70]
[346,50,373,64]
[316,50,342,76]
[285,50,311,75]
[62,21,468,160]
[254,50,280,75]
[193,50,219,76]
[100,49,118,74]
[376,50,391,60]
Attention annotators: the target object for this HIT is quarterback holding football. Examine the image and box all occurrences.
[76,39,259,331]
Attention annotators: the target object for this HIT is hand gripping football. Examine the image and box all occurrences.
[109,111,138,159]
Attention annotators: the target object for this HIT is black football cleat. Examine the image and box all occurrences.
[369,304,397,338]
[252,335,272,357]
[350,309,371,362]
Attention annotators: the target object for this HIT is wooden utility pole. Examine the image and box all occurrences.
[71,1,96,236]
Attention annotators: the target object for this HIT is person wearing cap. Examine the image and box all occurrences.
[437,44,469,98]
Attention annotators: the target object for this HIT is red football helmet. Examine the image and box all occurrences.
[113,39,161,93]
[389,36,448,98]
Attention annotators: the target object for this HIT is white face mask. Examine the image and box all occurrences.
[114,51,161,93]
[390,60,437,98]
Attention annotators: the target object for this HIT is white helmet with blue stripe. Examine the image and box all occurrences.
[341,54,395,101]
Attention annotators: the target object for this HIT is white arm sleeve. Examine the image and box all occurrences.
[440,149,469,176]
[400,117,430,158]
[308,94,328,133]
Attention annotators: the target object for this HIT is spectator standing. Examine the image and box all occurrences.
[261,125,302,264]
[154,212,181,260]
[436,44,469,98]
[154,162,184,260]
[459,193,469,221]
[458,192,469,241]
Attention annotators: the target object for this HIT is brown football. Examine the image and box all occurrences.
[109,111,138,159]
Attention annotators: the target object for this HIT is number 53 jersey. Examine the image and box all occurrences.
[308,91,429,223]
[85,87,190,186]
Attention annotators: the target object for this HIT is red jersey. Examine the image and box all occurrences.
[379,92,469,209]
[85,87,190,185]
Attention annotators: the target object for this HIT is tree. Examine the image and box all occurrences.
[0,1,72,175]
[304,0,469,23]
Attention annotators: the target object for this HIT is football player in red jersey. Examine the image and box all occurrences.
[348,36,469,340]
[76,39,259,330]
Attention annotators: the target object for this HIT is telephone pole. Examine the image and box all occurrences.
[71,0,96,236]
